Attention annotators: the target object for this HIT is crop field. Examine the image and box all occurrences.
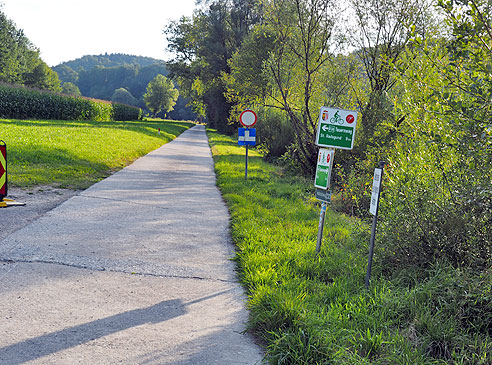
[0,118,194,189]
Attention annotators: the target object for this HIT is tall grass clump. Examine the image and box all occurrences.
[208,128,491,364]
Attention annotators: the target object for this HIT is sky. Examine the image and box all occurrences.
[1,0,197,66]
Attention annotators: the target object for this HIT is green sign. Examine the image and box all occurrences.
[314,149,334,190]
[316,107,358,150]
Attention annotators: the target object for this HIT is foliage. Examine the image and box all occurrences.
[208,128,491,364]
[61,82,81,96]
[53,54,195,120]
[111,87,139,106]
[347,0,433,154]
[143,75,179,117]
[0,83,141,122]
[112,102,142,121]
[53,53,161,74]
[165,0,261,133]
[376,0,492,271]
[0,8,61,91]
[0,118,193,189]
[261,0,339,174]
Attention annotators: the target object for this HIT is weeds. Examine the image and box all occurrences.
[208,128,492,364]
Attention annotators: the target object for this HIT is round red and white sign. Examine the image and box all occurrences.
[239,109,257,127]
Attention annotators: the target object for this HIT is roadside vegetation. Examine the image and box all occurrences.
[208,129,491,364]
[0,119,193,189]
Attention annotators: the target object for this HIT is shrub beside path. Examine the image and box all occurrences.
[0,125,263,364]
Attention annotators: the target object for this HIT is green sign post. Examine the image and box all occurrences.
[314,107,357,255]
[314,148,333,254]
[315,107,358,150]
[314,148,334,190]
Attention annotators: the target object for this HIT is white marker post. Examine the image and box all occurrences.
[365,161,385,289]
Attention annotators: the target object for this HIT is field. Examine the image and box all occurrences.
[207,129,491,364]
[0,118,194,189]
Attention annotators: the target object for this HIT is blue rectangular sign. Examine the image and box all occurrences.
[238,128,256,146]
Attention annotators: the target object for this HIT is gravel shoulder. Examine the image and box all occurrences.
[1,186,79,238]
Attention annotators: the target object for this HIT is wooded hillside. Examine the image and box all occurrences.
[53,54,195,120]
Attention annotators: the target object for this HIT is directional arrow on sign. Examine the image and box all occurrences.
[322,125,329,132]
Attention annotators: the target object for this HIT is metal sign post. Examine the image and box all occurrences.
[314,149,334,254]
[238,110,258,182]
[365,161,385,289]
[313,107,358,255]
[316,202,327,254]
[238,127,256,181]
[245,138,249,181]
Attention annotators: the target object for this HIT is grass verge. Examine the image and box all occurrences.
[208,128,491,364]
[0,118,194,189]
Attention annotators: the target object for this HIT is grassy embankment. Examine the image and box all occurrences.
[208,129,491,364]
[0,118,194,189]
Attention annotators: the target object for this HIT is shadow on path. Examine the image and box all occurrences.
[0,290,231,364]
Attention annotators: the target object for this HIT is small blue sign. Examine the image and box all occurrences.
[238,128,256,146]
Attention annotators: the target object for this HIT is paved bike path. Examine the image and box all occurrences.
[0,125,263,364]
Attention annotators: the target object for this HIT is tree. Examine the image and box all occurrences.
[375,0,492,270]
[259,0,339,173]
[347,0,433,155]
[165,0,262,132]
[0,7,61,91]
[61,82,81,96]
[111,87,138,106]
[143,74,179,117]
[23,61,62,91]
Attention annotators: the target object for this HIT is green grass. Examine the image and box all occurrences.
[0,118,194,189]
[208,129,491,364]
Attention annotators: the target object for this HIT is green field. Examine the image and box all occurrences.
[0,118,194,189]
[207,129,491,364]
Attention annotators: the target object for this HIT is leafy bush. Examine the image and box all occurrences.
[255,106,295,161]
[208,129,491,364]
[0,83,141,121]
[377,34,492,271]
[112,102,142,121]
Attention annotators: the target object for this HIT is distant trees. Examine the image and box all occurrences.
[143,75,179,117]
[52,55,195,118]
[0,8,61,91]
[165,0,261,133]
[61,82,81,96]
[111,88,139,106]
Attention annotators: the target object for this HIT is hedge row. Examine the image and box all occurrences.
[0,83,142,121]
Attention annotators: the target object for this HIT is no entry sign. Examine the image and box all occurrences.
[239,109,257,127]
[0,141,7,200]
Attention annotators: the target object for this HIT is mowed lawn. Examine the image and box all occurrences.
[0,118,194,189]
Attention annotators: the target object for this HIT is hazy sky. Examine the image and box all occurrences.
[1,0,196,66]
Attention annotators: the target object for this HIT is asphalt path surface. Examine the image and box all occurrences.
[0,125,263,364]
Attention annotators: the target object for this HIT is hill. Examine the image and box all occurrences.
[53,53,163,74]
[52,54,194,120]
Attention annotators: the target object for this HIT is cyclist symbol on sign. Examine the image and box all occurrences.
[329,111,344,125]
